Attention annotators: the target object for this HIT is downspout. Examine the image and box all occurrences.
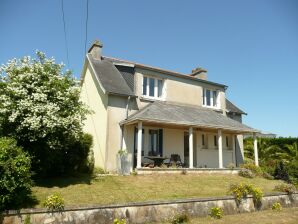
[121,96,131,150]
[126,96,131,119]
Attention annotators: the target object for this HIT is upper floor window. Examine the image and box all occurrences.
[142,76,164,99]
[203,88,219,108]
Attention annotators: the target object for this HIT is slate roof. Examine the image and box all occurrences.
[87,54,135,96]
[226,99,246,115]
[121,101,257,133]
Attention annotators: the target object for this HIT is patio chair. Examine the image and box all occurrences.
[169,154,184,168]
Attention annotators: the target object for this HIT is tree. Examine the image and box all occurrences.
[0,52,91,177]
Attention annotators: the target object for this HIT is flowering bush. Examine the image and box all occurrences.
[274,183,296,194]
[272,202,282,211]
[0,52,92,177]
[113,218,126,224]
[43,194,64,211]
[0,137,32,210]
[210,207,223,219]
[229,183,263,205]
[170,213,189,224]
[239,168,255,178]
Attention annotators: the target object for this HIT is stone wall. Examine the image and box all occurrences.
[2,193,297,224]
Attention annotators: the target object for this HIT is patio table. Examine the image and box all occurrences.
[144,156,169,167]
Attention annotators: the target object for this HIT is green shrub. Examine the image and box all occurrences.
[274,183,296,194]
[131,169,138,176]
[0,137,32,210]
[43,194,65,211]
[262,172,274,180]
[272,202,282,211]
[171,213,189,224]
[93,167,108,175]
[274,162,290,182]
[113,218,126,224]
[227,163,236,169]
[210,207,223,219]
[240,163,263,176]
[239,168,255,178]
[229,183,263,205]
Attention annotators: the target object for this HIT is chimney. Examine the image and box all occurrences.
[88,40,103,59]
[190,67,208,80]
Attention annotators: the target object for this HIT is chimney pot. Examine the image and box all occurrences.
[190,67,208,80]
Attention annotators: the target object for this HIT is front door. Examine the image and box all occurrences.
[184,132,189,167]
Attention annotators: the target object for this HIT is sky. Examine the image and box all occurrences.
[0,0,297,137]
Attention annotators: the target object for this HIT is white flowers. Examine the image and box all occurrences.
[0,51,90,145]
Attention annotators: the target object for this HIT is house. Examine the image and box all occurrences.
[80,40,260,172]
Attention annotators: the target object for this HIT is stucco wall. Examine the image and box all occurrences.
[80,65,108,168]
[135,68,226,112]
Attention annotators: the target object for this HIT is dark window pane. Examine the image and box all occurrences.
[158,79,163,97]
[143,77,147,95]
[202,134,205,146]
[226,136,229,147]
[214,135,217,146]
[203,89,205,105]
[206,90,211,106]
[149,78,155,97]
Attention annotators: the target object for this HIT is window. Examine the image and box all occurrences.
[149,129,163,156]
[142,75,164,99]
[203,88,219,108]
[202,134,205,146]
[214,135,217,147]
[226,136,229,147]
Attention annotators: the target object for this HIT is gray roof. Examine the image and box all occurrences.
[226,99,246,115]
[121,101,257,133]
[87,55,135,96]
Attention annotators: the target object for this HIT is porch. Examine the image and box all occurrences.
[120,101,259,171]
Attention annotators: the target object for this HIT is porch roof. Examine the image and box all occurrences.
[120,101,259,133]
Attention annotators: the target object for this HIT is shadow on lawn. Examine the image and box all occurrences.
[34,173,94,188]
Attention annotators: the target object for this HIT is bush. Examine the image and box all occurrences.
[114,218,126,224]
[227,163,236,169]
[0,137,32,210]
[229,183,263,205]
[240,163,263,176]
[262,172,274,180]
[43,194,65,211]
[171,213,189,224]
[274,162,290,182]
[274,183,296,194]
[210,207,223,219]
[272,202,282,211]
[239,168,255,178]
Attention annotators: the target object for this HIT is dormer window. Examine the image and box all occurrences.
[142,75,164,99]
[203,88,219,108]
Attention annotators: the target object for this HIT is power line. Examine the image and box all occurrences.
[84,0,89,55]
[61,0,70,66]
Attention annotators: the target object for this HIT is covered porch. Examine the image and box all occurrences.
[120,101,259,171]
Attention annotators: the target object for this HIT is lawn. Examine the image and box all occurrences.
[31,173,284,208]
[180,207,298,224]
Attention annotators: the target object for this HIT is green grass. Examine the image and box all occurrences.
[31,173,284,208]
[180,207,298,224]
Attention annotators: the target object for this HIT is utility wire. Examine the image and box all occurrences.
[61,0,70,67]
[84,0,89,55]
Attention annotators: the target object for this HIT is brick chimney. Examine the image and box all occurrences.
[190,67,208,80]
[88,40,103,59]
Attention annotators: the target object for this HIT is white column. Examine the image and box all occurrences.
[137,121,142,169]
[232,135,236,165]
[253,133,259,166]
[189,127,194,168]
[218,129,223,168]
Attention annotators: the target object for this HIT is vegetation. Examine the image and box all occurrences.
[170,213,190,224]
[274,183,296,194]
[229,183,263,205]
[43,194,64,212]
[244,137,298,185]
[31,174,281,207]
[0,137,32,210]
[0,52,92,177]
[113,219,127,224]
[238,168,254,178]
[210,207,223,219]
[272,202,282,211]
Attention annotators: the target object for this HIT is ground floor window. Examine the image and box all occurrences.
[148,129,163,156]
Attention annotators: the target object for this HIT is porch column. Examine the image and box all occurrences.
[253,133,259,166]
[232,135,236,165]
[218,129,223,168]
[137,121,142,169]
[189,127,194,168]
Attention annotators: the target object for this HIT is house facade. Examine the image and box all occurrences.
[80,40,259,172]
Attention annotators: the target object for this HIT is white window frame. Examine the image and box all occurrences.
[203,88,220,109]
[142,75,165,100]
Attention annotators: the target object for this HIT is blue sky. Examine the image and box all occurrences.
[1,0,297,137]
